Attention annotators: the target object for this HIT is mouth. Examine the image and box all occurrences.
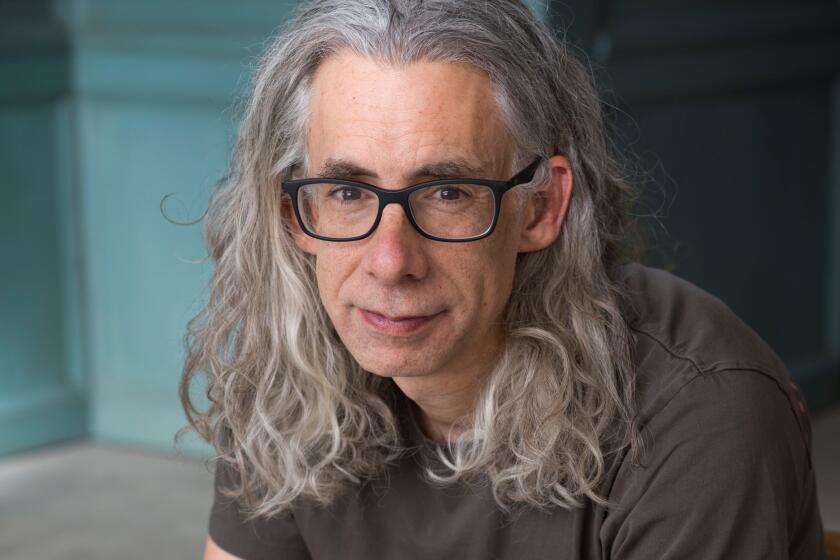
[358,308,445,337]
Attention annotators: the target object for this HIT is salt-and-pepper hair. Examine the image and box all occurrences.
[179,0,646,520]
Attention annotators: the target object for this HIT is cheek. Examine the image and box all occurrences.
[451,243,518,319]
[486,227,522,306]
[488,254,518,315]
[313,249,353,312]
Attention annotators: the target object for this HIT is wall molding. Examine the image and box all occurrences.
[0,52,70,102]
[0,384,87,456]
[92,381,211,459]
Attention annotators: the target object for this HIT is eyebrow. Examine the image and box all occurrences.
[316,157,488,181]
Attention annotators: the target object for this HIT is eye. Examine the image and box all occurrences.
[329,186,363,201]
[434,186,470,201]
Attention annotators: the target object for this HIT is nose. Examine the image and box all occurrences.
[360,203,429,285]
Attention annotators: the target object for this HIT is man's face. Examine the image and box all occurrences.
[292,50,527,381]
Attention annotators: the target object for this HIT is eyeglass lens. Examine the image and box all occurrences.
[297,182,496,240]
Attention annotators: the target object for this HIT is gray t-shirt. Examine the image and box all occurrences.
[207,263,825,559]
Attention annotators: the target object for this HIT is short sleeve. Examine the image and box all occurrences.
[602,370,825,559]
[208,459,311,560]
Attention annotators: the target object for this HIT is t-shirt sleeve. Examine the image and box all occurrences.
[208,459,311,560]
[602,370,825,559]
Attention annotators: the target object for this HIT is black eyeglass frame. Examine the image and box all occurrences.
[281,157,543,243]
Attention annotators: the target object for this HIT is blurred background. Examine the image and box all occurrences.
[1,0,838,558]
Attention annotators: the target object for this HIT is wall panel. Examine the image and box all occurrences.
[68,1,299,455]
[0,14,87,454]
[1,0,300,456]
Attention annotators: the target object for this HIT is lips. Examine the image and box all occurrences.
[358,308,444,336]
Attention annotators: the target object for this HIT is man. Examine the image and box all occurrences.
[179,1,825,558]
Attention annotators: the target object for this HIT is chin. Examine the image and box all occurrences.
[350,349,441,379]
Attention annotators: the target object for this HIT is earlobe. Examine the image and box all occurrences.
[292,228,317,256]
[517,154,573,253]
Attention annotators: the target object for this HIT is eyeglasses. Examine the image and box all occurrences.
[282,157,542,242]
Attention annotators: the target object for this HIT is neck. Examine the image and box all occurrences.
[392,323,506,443]
[394,358,496,443]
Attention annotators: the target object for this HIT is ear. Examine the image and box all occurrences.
[282,196,318,256]
[517,154,573,253]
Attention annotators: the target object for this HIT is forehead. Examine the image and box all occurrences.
[306,49,513,179]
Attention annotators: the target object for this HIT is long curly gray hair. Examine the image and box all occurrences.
[178,0,647,520]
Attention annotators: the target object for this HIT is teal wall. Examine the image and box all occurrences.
[1,0,300,457]
[0,2,86,456]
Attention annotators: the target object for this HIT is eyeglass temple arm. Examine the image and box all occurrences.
[506,157,544,188]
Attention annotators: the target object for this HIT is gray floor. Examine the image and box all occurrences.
[0,442,214,560]
[1,406,839,560]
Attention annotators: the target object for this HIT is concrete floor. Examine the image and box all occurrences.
[0,442,214,560]
[1,406,839,560]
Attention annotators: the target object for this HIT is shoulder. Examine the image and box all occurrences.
[620,261,786,376]
[616,262,813,452]
[602,366,822,558]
